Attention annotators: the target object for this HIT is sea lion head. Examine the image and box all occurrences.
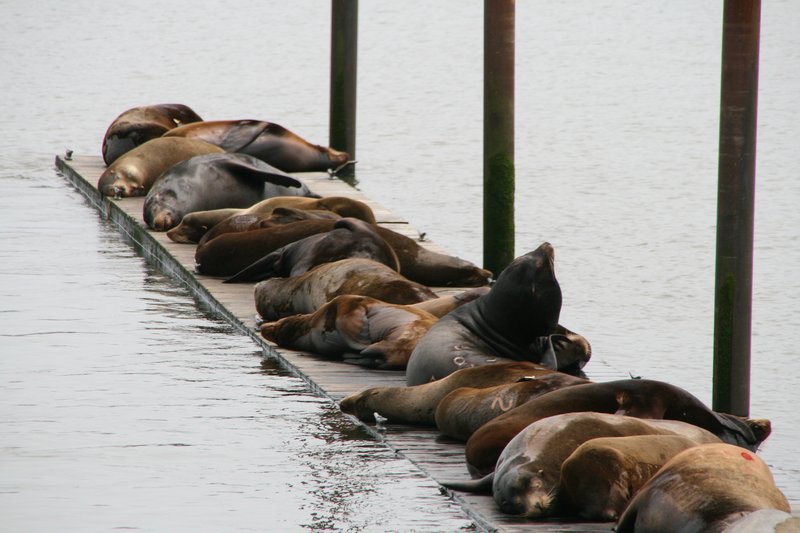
[494,460,559,517]
[97,166,146,198]
[143,189,180,231]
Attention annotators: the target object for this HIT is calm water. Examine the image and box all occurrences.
[1,0,798,530]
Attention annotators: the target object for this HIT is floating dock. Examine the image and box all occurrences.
[54,154,792,532]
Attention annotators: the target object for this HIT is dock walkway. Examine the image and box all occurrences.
[53,154,688,532]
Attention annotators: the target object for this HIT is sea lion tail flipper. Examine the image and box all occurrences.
[223,252,282,283]
[220,156,304,188]
[440,472,494,494]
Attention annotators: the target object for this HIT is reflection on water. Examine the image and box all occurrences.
[1,0,798,528]
[0,174,474,531]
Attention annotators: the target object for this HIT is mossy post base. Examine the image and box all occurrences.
[483,0,515,276]
[329,0,358,182]
[713,0,760,417]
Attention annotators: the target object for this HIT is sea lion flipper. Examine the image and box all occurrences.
[223,251,282,283]
[712,412,765,450]
[342,350,383,369]
[529,336,558,370]
[218,120,270,152]
[219,156,304,188]
[440,472,494,494]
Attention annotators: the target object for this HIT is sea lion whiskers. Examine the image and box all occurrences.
[524,476,558,517]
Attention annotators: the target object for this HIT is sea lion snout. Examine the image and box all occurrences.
[151,210,175,231]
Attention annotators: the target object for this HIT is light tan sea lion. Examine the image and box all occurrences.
[615,443,791,532]
[97,137,222,198]
[434,373,590,441]
[559,434,716,521]
[339,361,557,425]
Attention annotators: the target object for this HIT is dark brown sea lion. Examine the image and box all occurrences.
[254,258,438,321]
[405,243,563,385]
[224,218,399,282]
[97,137,223,198]
[194,219,337,276]
[373,228,492,287]
[193,207,342,244]
[445,413,720,518]
[102,103,203,165]
[259,287,489,370]
[434,373,591,441]
[163,119,349,173]
[559,435,713,521]
[202,217,492,287]
[165,208,244,244]
[615,443,791,532]
[143,153,316,231]
[464,378,771,477]
[166,196,375,244]
[339,361,557,425]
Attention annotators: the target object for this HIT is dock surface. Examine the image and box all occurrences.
[54,155,790,532]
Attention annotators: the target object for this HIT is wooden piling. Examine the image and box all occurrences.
[712,0,761,417]
[329,0,358,181]
[483,0,516,276]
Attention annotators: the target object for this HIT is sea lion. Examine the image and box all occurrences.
[203,216,492,287]
[163,119,349,173]
[101,103,203,165]
[97,137,223,198]
[615,443,791,532]
[550,324,592,373]
[373,227,492,287]
[259,287,489,370]
[559,435,714,521]
[261,295,436,370]
[434,373,591,441]
[165,208,245,244]
[254,258,438,321]
[192,207,342,245]
[194,219,337,277]
[464,378,772,476]
[445,413,721,519]
[166,195,376,244]
[339,361,558,425]
[143,153,316,231]
[195,207,342,244]
[405,243,563,386]
[225,218,399,282]
[196,197,374,245]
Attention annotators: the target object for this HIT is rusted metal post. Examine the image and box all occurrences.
[329,0,358,180]
[713,0,761,417]
[483,0,515,275]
